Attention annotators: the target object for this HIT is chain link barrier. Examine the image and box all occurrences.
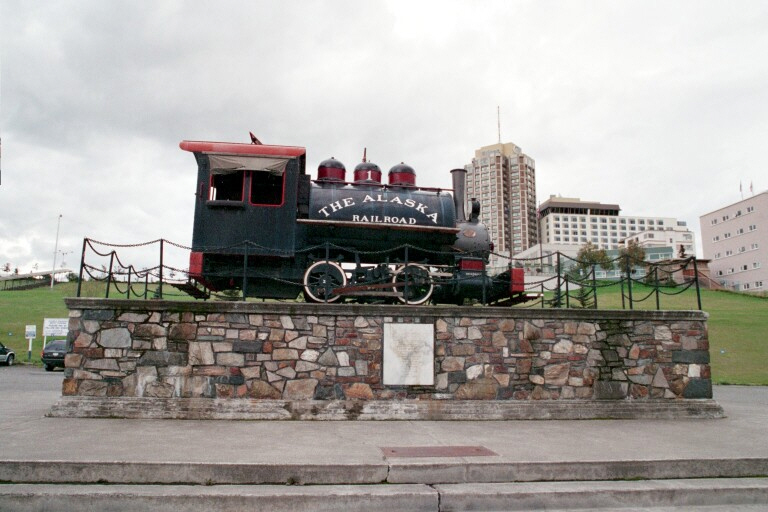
[75,237,702,309]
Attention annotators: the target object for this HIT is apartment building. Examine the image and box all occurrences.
[465,142,537,270]
[700,191,767,293]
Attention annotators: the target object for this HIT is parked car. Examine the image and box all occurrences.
[41,340,67,371]
[0,342,14,366]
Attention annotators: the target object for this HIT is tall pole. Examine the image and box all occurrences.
[50,214,62,289]
[497,106,501,144]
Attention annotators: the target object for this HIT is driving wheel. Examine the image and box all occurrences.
[392,264,433,305]
[303,261,347,303]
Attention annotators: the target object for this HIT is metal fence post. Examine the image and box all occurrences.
[105,251,115,299]
[241,243,248,301]
[404,245,410,303]
[693,257,702,310]
[555,252,562,308]
[158,239,164,300]
[77,238,88,297]
[625,254,633,310]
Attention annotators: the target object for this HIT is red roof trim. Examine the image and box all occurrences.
[179,140,306,158]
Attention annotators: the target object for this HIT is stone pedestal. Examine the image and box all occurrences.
[53,299,721,419]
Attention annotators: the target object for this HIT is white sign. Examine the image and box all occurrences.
[25,325,36,339]
[44,318,69,337]
[383,323,434,386]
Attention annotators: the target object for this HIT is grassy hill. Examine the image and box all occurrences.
[1,281,766,385]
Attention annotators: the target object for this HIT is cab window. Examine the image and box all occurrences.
[209,171,244,201]
[250,171,284,206]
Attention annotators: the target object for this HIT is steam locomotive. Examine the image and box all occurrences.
[181,137,527,305]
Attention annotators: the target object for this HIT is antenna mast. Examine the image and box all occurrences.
[497,106,501,144]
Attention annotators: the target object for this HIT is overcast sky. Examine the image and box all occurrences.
[1,0,766,275]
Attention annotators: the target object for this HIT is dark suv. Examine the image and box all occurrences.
[0,342,14,366]
[41,340,67,371]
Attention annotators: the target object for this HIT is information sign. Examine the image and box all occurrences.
[43,318,69,337]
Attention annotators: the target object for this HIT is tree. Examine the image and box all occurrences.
[574,242,614,276]
[619,239,646,266]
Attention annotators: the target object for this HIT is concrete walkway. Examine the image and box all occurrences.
[1,365,767,510]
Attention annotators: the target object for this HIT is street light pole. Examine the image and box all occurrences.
[51,214,62,289]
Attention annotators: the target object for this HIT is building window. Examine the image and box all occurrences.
[756,281,764,288]
[711,219,718,225]
[724,233,731,239]
[752,243,760,250]
[754,262,762,269]
[747,206,755,213]
[749,224,757,231]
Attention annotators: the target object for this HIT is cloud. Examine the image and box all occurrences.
[2,0,767,274]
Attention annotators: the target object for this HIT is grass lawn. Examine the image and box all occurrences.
[1,280,766,385]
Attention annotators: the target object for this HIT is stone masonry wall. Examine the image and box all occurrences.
[62,299,712,401]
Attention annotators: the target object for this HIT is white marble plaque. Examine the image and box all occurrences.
[383,323,434,386]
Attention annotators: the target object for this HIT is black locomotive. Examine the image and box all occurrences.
[181,137,527,305]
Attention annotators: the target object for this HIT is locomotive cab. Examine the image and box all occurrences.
[181,140,308,298]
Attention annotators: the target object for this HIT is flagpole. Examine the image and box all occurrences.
[51,214,62,289]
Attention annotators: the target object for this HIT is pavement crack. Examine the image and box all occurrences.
[427,483,442,511]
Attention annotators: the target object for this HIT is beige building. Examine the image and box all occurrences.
[700,190,767,293]
[465,142,537,270]
[538,196,691,253]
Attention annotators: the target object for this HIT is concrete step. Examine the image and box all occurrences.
[0,484,436,512]
[1,479,767,512]
[436,478,768,510]
[2,457,767,485]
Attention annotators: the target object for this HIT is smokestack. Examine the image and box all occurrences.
[450,168,467,222]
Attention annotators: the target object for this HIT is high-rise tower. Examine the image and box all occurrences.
[465,142,537,270]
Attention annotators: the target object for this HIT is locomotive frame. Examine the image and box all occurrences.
[181,138,530,306]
